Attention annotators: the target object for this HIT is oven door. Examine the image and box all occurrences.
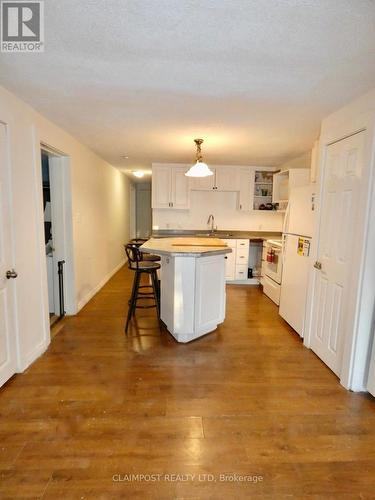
[264,243,283,284]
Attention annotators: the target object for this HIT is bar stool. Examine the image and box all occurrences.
[124,243,160,333]
[129,238,161,263]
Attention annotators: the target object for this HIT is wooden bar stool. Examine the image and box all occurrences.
[129,238,161,263]
[124,243,160,333]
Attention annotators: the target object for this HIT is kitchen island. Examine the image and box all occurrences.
[141,237,232,343]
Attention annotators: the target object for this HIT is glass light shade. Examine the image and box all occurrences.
[185,161,214,177]
[132,171,145,178]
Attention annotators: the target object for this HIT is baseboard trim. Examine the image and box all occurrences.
[76,259,126,312]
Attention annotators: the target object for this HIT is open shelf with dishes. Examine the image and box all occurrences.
[253,170,274,210]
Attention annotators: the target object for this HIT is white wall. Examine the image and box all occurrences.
[278,151,312,171]
[0,85,130,371]
[153,190,284,231]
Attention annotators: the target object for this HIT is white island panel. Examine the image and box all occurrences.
[195,255,225,335]
[142,238,230,343]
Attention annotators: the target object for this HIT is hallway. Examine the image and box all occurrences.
[1,266,375,498]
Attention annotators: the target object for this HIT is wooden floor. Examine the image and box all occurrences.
[1,266,375,499]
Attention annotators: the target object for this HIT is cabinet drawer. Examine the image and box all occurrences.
[236,239,249,249]
[236,248,249,264]
[235,264,248,280]
[263,276,281,305]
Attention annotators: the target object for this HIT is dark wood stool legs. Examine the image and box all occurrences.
[125,268,160,333]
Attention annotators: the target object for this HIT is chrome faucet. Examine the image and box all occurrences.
[207,214,216,233]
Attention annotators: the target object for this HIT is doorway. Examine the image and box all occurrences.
[40,146,75,325]
[41,152,58,324]
[135,181,152,238]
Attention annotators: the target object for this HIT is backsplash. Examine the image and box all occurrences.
[153,190,284,231]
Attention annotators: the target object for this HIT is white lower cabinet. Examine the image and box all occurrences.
[224,250,236,280]
[223,239,249,282]
[235,264,248,280]
[236,247,249,263]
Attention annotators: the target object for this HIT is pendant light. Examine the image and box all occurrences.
[185,138,213,177]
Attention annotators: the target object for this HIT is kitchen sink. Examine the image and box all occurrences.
[195,232,233,238]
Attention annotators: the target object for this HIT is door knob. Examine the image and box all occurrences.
[314,261,322,270]
[6,269,18,279]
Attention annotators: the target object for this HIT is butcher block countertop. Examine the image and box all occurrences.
[140,237,232,257]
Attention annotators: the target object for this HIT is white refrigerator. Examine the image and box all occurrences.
[279,184,315,337]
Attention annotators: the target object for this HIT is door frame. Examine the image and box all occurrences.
[38,143,76,319]
[129,182,136,239]
[304,99,375,391]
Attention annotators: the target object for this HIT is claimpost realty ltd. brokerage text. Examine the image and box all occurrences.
[113,473,264,483]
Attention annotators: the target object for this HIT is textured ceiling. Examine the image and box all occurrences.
[1,0,375,174]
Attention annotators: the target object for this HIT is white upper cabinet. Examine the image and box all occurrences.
[152,165,171,208]
[272,168,310,203]
[191,166,238,191]
[152,164,190,209]
[238,167,254,211]
[215,167,239,191]
[171,167,190,209]
[191,172,215,191]
[152,163,284,212]
[239,167,277,211]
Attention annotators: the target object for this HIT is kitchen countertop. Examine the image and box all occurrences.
[151,230,282,241]
[141,237,233,257]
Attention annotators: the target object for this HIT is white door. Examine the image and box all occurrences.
[310,131,365,375]
[0,122,18,387]
[151,166,172,208]
[171,167,190,209]
[368,336,375,396]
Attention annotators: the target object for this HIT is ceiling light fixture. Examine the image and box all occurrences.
[132,171,145,178]
[185,138,213,177]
